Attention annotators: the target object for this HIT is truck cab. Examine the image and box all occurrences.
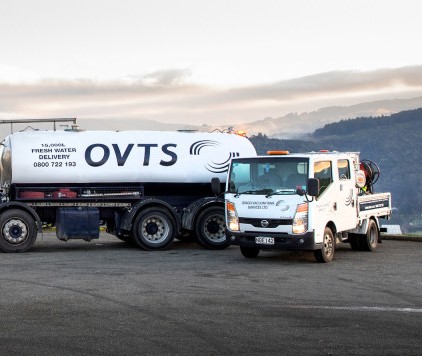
[225,151,391,262]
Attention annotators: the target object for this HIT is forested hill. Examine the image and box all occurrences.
[313,108,421,137]
[249,108,422,231]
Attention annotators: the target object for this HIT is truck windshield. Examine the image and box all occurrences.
[228,157,309,195]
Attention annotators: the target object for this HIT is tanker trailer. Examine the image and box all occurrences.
[0,129,256,252]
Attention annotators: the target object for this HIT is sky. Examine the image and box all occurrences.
[1,0,422,127]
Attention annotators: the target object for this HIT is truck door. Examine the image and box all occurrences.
[312,160,334,243]
[334,158,357,231]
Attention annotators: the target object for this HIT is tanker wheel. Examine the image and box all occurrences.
[314,227,335,263]
[132,208,176,250]
[195,207,229,250]
[0,209,37,253]
[359,219,379,252]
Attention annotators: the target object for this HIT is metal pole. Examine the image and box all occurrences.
[0,118,77,133]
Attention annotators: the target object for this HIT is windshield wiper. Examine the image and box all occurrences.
[265,189,296,198]
[234,189,272,197]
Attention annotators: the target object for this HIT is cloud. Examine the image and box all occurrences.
[140,68,192,86]
[224,65,422,102]
[1,66,422,125]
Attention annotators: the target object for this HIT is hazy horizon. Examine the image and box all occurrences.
[1,1,421,127]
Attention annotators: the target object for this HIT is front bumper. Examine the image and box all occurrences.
[226,229,318,251]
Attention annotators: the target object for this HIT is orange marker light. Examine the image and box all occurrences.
[267,150,289,155]
[236,130,247,137]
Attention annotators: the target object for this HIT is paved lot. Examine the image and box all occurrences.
[0,233,421,355]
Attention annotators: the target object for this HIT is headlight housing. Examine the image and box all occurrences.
[226,201,239,231]
[293,203,308,234]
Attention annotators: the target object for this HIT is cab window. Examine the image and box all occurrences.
[314,161,332,196]
[230,162,251,185]
[338,159,351,180]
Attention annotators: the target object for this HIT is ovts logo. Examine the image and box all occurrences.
[190,140,240,174]
[85,143,177,167]
[84,140,240,171]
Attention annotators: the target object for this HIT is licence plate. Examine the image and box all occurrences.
[255,237,275,245]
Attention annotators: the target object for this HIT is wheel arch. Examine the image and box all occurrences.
[350,216,380,235]
[369,216,381,231]
[325,220,337,235]
[182,197,224,231]
[0,202,42,233]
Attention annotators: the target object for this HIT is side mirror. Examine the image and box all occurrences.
[307,178,319,197]
[229,181,236,192]
[211,177,221,196]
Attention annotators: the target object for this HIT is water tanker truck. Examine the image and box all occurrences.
[0,128,256,252]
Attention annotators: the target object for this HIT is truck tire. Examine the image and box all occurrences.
[240,246,260,258]
[314,227,335,263]
[132,208,176,250]
[0,209,37,253]
[359,219,379,252]
[195,207,229,250]
[348,233,360,250]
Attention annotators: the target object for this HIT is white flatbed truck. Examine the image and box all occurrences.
[223,150,392,262]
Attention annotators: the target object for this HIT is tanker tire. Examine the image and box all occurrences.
[132,208,176,250]
[195,207,229,250]
[314,227,335,263]
[0,209,37,253]
[359,219,379,252]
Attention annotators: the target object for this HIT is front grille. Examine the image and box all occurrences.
[239,218,293,228]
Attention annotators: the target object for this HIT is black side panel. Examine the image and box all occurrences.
[56,207,99,240]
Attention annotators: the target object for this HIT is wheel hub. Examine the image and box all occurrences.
[324,234,333,256]
[10,225,23,238]
[3,219,28,244]
[203,215,225,242]
[206,220,220,234]
[141,216,169,243]
[145,222,159,235]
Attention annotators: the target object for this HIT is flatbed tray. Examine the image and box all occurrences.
[358,192,391,219]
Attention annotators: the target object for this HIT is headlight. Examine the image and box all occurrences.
[293,203,308,234]
[226,201,239,231]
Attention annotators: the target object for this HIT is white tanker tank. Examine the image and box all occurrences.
[0,130,256,186]
[0,129,256,253]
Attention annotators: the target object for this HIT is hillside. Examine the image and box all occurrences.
[249,108,422,232]
[3,96,422,142]
[225,95,422,138]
